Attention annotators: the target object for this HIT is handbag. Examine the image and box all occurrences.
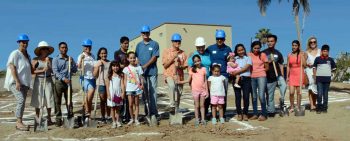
[112,95,122,103]
[303,71,309,85]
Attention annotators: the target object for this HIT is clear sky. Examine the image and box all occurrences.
[1,0,349,69]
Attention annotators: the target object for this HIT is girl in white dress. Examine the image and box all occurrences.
[106,61,125,128]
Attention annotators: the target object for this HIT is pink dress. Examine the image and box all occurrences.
[227,62,240,73]
[288,54,305,86]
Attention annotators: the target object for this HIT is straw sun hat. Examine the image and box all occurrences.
[34,41,54,56]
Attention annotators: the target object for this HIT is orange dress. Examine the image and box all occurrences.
[288,54,304,86]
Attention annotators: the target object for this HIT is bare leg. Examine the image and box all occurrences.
[200,96,206,121]
[128,95,134,120]
[194,97,200,120]
[211,105,217,119]
[296,86,301,110]
[135,95,140,120]
[111,107,116,123]
[218,105,224,118]
[289,86,295,111]
[86,89,95,117]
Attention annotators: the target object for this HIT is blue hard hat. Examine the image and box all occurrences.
[82,39,92,46]
[215,30,226,38]
[141,25,150,32]
[171,33,182,41]
[17,34,29,42]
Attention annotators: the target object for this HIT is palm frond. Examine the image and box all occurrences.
[258,0,271,16]
[300,0,310,15]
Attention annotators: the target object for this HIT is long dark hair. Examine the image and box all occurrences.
[108,61,123,80]
[251,41,262,60]
[191,55,201,73]
[292,40,301,64]
[97,47,109,61]
[234,43,247,57]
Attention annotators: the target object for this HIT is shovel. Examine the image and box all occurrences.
[271,53,286,117]
[64,57,76,128]
[169,63,183,125]
[88,65,103,128]
[294,105,306,116]
[77,56,88,127]
[34,66,48,132]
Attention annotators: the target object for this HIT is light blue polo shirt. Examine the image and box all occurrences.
[135,40,160,76]
[206,44,232,78]
[235,55,252,77]
[188,50,211,77]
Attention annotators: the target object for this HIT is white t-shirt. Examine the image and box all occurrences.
[77,53,96,79]
[208,75,226,96]
[123,65,143,92]
[4,50,32,90]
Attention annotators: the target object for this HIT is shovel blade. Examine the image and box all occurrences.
[63,117,76,129]
[169,112,183,125]
[88,120,99,128]
[295,106,306,116]
[35,118,48,132]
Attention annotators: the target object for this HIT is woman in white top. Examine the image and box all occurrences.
[93,47,111,123]
[4,34,33,131]
[77,39,96,120]
[305,36,321,111]
[31,41,55,125]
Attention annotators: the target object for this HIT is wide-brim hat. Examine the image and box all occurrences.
[34,41,54,56]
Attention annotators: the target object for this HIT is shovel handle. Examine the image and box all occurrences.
[68,57,71,106]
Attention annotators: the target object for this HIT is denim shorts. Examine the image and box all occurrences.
[98,85,106,94]
[83,78,96,92]
[126,89,143,96]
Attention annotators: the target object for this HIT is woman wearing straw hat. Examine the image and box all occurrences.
[4,34,33,131]
[31,41,55,125]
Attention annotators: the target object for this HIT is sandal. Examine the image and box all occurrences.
[15,125,29,131]
[289,108,295,113]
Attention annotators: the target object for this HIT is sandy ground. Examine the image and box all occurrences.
[0,76,350,141]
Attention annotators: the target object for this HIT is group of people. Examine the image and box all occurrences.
[4,25,336,131]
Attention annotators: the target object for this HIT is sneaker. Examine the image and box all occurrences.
[127,119,134,125]
[243,115,248,121]
[202,120,207,126]
[112,122,117,129]
[220,118,225,124]
[117,121,122,127]
[236,115,243,121]
[211,118,217,125]
[55,119,63,127]
[249,115,258,120]
[258,115,267,121]
[194,119,200,127]
[100,117,107,124]
[135,119,140,126]
[322,109,328,113]
[234,83,241,88]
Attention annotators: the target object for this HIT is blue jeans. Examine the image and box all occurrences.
[251,77,267,117]
[234,76,251,115]
[317,82,330,110]
[266,76,287,113]
[142,75,158,116]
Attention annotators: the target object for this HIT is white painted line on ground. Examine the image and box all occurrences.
[0,103,15,110]
[5,131,25,141]
[229,118,268,131]
[25,132,164,141]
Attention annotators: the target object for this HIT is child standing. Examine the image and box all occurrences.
[106,61,124,128]
[313,45,336,114]
[209,64,226,124]
[178,55,208,127]
[227,52,241,88]
[123,51,144,126]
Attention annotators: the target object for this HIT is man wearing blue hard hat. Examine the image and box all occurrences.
[162,33,188,113]
[77,39,96,124]
[206,30,232,120]
[135,25,160,126]
[4,34,32,131]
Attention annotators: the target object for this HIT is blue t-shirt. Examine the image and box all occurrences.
[188,51,211,77]
[235,55,252,77]
[135,40,160,76]
[313,56,336,83]
[206,44,232,78]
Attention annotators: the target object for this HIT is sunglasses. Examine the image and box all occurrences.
[309,41,317,44]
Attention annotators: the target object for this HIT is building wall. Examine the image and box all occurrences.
[129,23,232,74]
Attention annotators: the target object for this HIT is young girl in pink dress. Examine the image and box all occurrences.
[227,52,241,88]
[178,55,208,127]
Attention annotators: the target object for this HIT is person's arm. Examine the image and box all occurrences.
[178,74,192,84]
[31,59,42,74]
[301,52,307,68]
[123,71,128,93]
[313,58,318,80]
[230,64,251,76]
[9,63,21,90]
[331,58,337,72]
[105,78,111,100]
[278,52,285,77]
[286,56,290,82]
[93,60,103,78]
[162,50,177,69]
[121,74,126,99]
[70,57,78,73]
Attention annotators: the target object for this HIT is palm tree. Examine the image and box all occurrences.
[258,0,310,45]
[255,28,272,48]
